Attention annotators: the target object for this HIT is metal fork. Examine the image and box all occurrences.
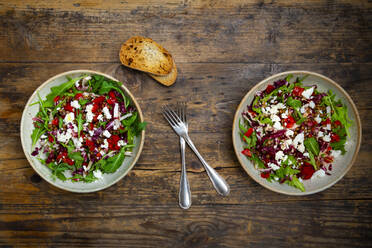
[162,104,230,196]
[177,102,191,209]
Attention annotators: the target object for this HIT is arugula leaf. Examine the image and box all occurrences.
[98,80,128,106]
[307,151,317,170]
[285,175,305,192]
[31,127,46,147]
[101,149,126,173]
[79,99,89,106]
[77,112,83,138]
[44,76,84,107]
[304,137,320,156]
[239,119,248,134]
[122,112,138,127]
[133,121,147,136]
[249,153,265,169]
[260,118,273,125]
[286,96,302,109]
[330,137,347,154]
[69,152,84,161]
[285,74,293,83]
[37,92,48,119]
[251,96,262,114]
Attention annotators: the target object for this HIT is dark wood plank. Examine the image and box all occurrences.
[0,0,371,247]
[0,1,371,63]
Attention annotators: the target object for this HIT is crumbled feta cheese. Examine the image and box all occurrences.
[71,100,81,109]
[101,139,109,149]
[326,106,331,114]
[113,119,121,130]
[300,104,308,114]
[268,162,280,171]
[64,112,75,124]
[299,177,303,182]
[97,114,104,122]
[120,113,132,121]
[85,104,94,123]
[312,169,326,178]
[318,131,324,138]
[323,135,331,142]
[286,130,294,137]
[297,143,305,153]
[118,140,126,147]
[57,130,72,143]
[273,121,283,130]
[281,112,288,119]
[72,137,82,149]
[93,169,103,179]
[326,124,331,130]
[40,134,47,139]
[309,101,315,109]
[82,76,92,84]
[113,103,119,118]
[282,139,293,149]
[303,152,309,157]
[275,151,285,162]
[102,130,111,138]
[56,107,61,111]
[315,115,322,123]
[302,87,314,99]
[271,114,281,122]
[103,106,112,120]
[331,150,341,158]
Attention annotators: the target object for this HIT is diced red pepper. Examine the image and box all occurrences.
[64,103,74,112]
[333,120,342,127]
[107,98,116,105]
[327,146,332,152]
[48,135,54,143]
[248,110,257,117]
[109,90,116,99]
[64,158,74,166]
[292,86,305,97]
[89,123,94,130]
[53,95,60,103]
[92,103,99,113]
[284,116,295,128]
[299,163,315,180]
[324,156,333,163]
[244,128,254,138]
[265,85,275,94]
[57,154,63,161]
[51,117,59,126]
[93,96,106,104]
[241,149,252,157]
[74,93,83,100]
[331,133,340,142]
[322,118,331,125]
[96,152,102,158]
[260,172,270,178]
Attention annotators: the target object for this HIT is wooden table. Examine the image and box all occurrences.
[0,1,371,247]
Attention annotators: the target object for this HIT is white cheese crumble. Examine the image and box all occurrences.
[326,106,331,114]
[273,121,283,130]
[318,131,324,138]
[64,112,75,124]
[271,114,281,122]
[82,76,92,84]
[71,100,81,109]
[303,152,309,157]
[293,132,305,153]
[268,162,280,171]
[113,119,121,130]
[72,137,82,149]
[323,135,331,142]
[281,112,288,119]
[312,169,326,178]
[309,101,315,109]
[331,150,341,158]
[101,139,109,149]
[88,130,94,136]
[302,87,314,99]
[102,130,111,138]
[113,103,119,118]
[40,134,47,139]
[118,140,126,147]
[85,104,94,123]
[103,106,112,120]
[93,169,103,179]
[286,130,294,137]
[315,115,322,124]
[57,130,72,143]
[97,114,104,122]
[326,124,331,130]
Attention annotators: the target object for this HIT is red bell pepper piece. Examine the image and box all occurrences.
[74,93,83,100]
[241,149,252,157]
[265,85,275,94]
[260,172,270,178]
[244,128,253,138]
[292,86,304,96]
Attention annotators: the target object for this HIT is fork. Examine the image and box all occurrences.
[162,104,230,196]
[177,102,192,209]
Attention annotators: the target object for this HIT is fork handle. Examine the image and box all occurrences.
[183,135,230,196]
[179,137,191,209]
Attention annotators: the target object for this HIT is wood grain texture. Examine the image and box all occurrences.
[0,0,371,247]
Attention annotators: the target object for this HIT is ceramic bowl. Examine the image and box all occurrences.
[232,71,361,195]
[20,70,145,193]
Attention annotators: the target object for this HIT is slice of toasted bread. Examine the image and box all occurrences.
[119,36,173,75]
[148,60,177,86]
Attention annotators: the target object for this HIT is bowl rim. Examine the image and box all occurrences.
[232,70,362,196]
[20,69,145,193]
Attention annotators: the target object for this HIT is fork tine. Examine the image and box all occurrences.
[162,106,177,126]
[165,105,182,123]
[183,102,187,124]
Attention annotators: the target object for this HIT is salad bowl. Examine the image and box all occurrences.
[20,70,145,193]
[232,71,361,195]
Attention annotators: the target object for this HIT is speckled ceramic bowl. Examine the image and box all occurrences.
[20,70,145,193]
[232,71,361,195]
